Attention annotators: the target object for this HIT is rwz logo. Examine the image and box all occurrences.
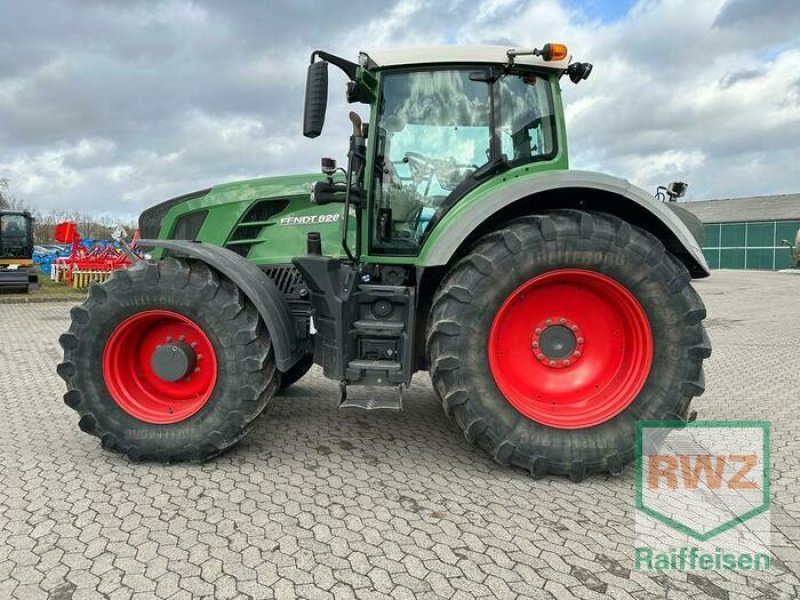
[636,421,770,542]
[647,453,758,490]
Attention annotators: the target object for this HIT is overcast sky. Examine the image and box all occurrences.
[1,0,799,218]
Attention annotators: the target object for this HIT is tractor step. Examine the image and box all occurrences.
[347,359,401,371]
[352,319,405,332]
[339,383,404,411]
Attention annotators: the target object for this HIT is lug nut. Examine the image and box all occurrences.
[197,354,203,360]
[191,342,198,349]
[559,318,566,324]
[537,353,545,360]
[535,328,542,335]
[179,335,186,342]
[548,360,556,367]
[571,325,579,331]
[545,319,553,325]
[532,341,539,348]
[574,351,582,358]
[563,359,571,366]
[577,337,584,344]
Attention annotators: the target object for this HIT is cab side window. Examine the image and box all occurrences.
[497,74,557,164]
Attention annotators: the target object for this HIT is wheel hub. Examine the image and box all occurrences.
[102,310,217,424]
[151,342,197,382]
[531,318,584,368]
[488,269,653,429]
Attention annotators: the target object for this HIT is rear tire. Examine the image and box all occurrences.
[58,258,278,462]
[426,210,711,481]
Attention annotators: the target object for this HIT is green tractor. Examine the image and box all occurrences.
[59,44,711,480]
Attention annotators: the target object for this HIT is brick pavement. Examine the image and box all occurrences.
[0,270,798,599]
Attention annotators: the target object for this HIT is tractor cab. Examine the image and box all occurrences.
[0,210,38,292]
[371,66,558,255]
[303,45,591,261]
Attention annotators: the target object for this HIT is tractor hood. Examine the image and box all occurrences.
[140,172,353,265]
[138,173,322,240]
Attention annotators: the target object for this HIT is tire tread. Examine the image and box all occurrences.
[59,258,278,462]
[426,210,710,480]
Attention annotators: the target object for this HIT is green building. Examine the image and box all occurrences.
[681,194,800,270]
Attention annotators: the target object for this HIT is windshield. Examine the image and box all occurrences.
[0,214,30,258]
[372,68,556,254]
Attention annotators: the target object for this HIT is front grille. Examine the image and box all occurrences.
[264,265,305,298]
[243,199,290,223]
[223,198,290,258]
[263,264,311,339]
[138,188,211,239]
[229,224,263,241]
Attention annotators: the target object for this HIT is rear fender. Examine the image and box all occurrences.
[419,170,710,278]
[137,240,303,371]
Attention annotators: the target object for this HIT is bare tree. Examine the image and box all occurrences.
[6,197,31,211]
[0,179,31,211]
[1,178,137,243]
[0,178,9,210]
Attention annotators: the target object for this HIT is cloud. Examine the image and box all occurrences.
[714,0,800,31]
[0,0,798,220]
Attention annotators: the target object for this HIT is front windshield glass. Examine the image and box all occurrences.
[373,69,491,254]
[372,68,556,255]
[0,214,29,258]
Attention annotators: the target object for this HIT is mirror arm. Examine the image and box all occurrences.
[310,50,359,81]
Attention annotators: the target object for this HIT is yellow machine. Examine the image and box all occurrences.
[0,210,38,292]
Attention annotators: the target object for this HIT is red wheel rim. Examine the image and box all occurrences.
[488,269,653,429]
[102,310,218,424]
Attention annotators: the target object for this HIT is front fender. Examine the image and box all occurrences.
[137,239,304,372]
[419,170,709,277]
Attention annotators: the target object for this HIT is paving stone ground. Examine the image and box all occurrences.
[0,270,798,599]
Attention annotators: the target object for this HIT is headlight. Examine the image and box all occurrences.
[171,211,208,241]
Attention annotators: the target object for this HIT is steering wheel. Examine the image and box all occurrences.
[402,152,438,193]
[403,151,436,168]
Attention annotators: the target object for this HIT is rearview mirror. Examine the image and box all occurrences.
[303,60,329,138]
[667,181,688,199]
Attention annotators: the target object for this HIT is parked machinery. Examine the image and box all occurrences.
[51,222,139,289]
[0,210,38,292]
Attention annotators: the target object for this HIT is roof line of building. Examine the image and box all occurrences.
[679,192,800,224]
[686,192,800,204]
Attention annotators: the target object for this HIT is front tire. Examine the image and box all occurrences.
[426,210,711,481]
[58,258,278,462]
[279,353,314,391]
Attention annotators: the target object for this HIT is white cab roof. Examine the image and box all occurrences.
[363,45,570,70]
